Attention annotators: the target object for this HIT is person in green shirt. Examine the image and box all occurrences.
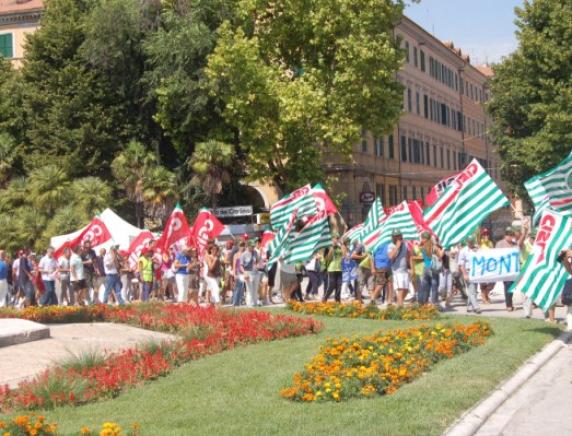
[322,235,343,302]
[138,248,154,301]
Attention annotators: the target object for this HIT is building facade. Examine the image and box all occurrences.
[327,17,503,226]
[0,0,43,68]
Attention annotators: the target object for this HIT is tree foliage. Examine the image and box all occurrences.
[488,0,572,195]
[206,0,405,192]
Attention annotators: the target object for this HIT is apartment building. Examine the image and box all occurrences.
[328,17,502,226]
[0,0,43,68]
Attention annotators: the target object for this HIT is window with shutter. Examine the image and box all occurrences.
[0,33,13,59]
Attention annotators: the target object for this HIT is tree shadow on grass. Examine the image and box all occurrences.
[521,326,564,339]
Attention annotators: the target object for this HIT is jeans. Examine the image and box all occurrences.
[244,271,261,307]
[103,274,125,305]
[40,280,58,306]
[305,271,321,296]
[504,281,514,308]
[420,268,440,305]
[232,278,245,306]
[323,271,343,302]
[466,282,480,311]
[141,281,153,302]
[439,270,453,297]
[22,281,36,306]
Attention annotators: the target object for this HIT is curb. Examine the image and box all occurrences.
[444,329,572,436]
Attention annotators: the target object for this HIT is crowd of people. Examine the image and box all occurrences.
[0,222,571,328]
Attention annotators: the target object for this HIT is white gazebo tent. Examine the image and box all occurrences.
[50,208,144,252]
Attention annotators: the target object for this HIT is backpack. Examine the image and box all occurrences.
[373,243,391,270]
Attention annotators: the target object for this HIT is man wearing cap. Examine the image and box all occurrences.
[495,227,518,311]
[458,236,481,314]
[240,240,261,307]
[103,245,125,305]
[388,229,410,306]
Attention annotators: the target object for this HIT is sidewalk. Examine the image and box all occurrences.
[475,339,572,435]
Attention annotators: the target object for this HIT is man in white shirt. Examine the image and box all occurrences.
[39,247,59,306]
[458,236,481,314]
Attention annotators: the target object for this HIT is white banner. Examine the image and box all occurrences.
[468,248,520,283]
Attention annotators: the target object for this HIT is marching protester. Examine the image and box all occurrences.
[279,257,298,303]
[231,242,246,306]
[459,236,481,314]
[495,227,520,312]
[388,230,410,307]
[137,247,154,302]
[18,250,36,307]
[371,237,392,305]
[352,242,370,303]
[560,249,572,331]
[0,250,8,307]
[478,228,494,304]
[57,247,72,305]
[341,241,357,299]
[241,240,260,307]
[410,242,424,303]
[103,245,125,305]
[322,234,343,303]
[304,251,322,300]
[205,244,223,306]
[38,247,58,306]
[419,232,443,306]
[70,245,87,306]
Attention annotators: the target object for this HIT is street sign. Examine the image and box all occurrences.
[211,205,253,218]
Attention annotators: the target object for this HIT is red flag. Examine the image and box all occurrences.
[54,217,112,258]
[155,204,191,253]
[190,209,225,252]
[259,230,275,252]
[127,230,154,268]
[407,200,434,236]
[312,184,338,215]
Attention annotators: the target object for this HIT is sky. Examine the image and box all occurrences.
[405,0,524,65]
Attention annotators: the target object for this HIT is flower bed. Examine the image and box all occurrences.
[287,301,440,321]
[0,304,322,412]
[281,321,492,402]
[0,414,139,435]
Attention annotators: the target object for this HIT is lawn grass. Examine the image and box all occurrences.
[2,310,561,436]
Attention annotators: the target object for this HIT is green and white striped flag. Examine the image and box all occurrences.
[283,212,331,265]
[345,197,386,243]
[362,201,418,253]
[512,210,572,311]
[424,159,509,248]
[270,184,317,230]
[525,151,572,223]
[363,197,386,231]
[267,211,298,265]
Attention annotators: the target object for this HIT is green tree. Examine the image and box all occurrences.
[142,166,178,227]
[206,0,405,192]
[488,0,572,195]
[143,0,236,160]
[188,140,235,207]
[28,165,70,215]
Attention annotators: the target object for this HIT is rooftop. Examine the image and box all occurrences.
[0,0,43,15]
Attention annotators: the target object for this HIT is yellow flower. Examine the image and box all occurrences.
[80,426,92,434]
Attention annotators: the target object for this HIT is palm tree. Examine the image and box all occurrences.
[142,166,178,228]
[28,165,70,215]
[13,206,48,252]
[43,204,90,243]
[188,140,235,208]
[0,177,28,213]
[112,140,157,227]
[71,177,113,217]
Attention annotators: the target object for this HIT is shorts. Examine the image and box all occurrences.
[280,271,298,289]
[374,269,390,286]
[392,271,410,290]
[72,280,86,292]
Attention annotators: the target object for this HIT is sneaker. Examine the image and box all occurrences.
[475,308,482,314]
